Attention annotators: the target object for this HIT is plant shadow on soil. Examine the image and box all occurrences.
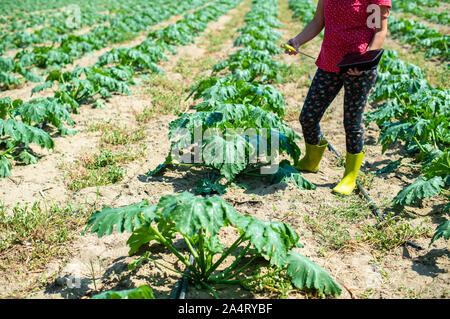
[43,242,187,299]
[41,230,263,299]
[136,164,293,197]
[410,248,450,278]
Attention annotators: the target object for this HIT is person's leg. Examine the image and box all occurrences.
[297,68,343,172]
[333,68,378,195]
[342,68,378,154]
[299,68,344,146]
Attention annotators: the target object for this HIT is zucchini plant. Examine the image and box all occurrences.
[365,50,449,207]
[84,192,342,298]
[147,0,315,193]
[32,65,135,112]
[0,96,75,177]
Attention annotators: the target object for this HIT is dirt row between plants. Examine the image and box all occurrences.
[0,0,448,299]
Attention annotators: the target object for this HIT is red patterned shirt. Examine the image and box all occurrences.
[316,0,392,73]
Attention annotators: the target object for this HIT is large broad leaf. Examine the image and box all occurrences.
[286,251,342,296]
[195,178,228,195]
[198,103,249,124]
[127,226,162,255]
[430,220,450,245]
[203,133,250,182]
[364,99,404,126]
[378,122,413,152]
[18,150,38,164]
[269,130,301,165]
[375,159,403,175]
[248,106,297,141]
[84,200,158,238]
[169,112,223,141]
[236,215,300,266]
[0,71,19,86]
[200,82,238,102]
[393,176,445,206]
[31,81,54,95]
[91,286,154,299]
[0,156,12,178]
[15,97,73,128]
[0,118,54,149]
[146,155,172,177]
[248,84,285,116]
[270,160,316,190]
[156,192,239,237]
[422,150,450,180]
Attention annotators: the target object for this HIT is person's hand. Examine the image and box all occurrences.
[282,38,299,55]
[347,68,363,76]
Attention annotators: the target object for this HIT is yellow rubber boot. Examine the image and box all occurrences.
[333,152,364,195]
[295,139,328,173]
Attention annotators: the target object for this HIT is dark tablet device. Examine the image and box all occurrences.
[337,49,384,74]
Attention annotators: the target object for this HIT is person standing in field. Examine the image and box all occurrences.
[284,0,391,195]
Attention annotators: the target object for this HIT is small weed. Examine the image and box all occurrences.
[329,197,372,222]
[175,57,216,79]
[86,120,146,146]
[81,148,145,169]
[332,155,346,168]
[245,266,324,299]
[101,125,146,146]
[67,164,125,191]
[358,288,375,299]
[144,74,189,115]
[86,120,115,133]
[357,212,432,252]
[135,106,156,123]
[358,171,375,190]
[0,201,89,272]
[174,57,196,78]
[63,145,147,191]
[304,214,353,251]
[396,285,423,299]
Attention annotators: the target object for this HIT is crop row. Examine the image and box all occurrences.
[0,0,215,87]
[86,0,342,300]
[0,0,243,178]
[0,2,108,34]
[365,50,449,208]
[0,7,108,51]
[392,1,449,26]
[32,0,245,112]
[366,50,450,245]
[0,0,107,14]
[388,15,449,60]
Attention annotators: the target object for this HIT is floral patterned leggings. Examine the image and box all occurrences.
[299,67,378,154]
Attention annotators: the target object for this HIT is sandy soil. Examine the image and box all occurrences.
[0,0,448,299]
